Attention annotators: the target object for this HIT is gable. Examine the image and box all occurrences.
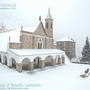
[33,21,47,37]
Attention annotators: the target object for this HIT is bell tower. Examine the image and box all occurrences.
[45,8,53,37]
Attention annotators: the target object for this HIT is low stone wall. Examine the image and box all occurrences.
[9,43,21,49]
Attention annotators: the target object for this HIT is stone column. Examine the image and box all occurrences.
[62,56,65,63]
[51,59,55,66]
[28,61,34,70]
[39,60,45,68]
[58,57,62,64]
[16,63,22,72]
[8,65,12,68]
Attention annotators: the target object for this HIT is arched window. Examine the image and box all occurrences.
[46,23,48,28]
[38,39,43,49]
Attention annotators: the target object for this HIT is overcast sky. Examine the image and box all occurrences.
[0,0,90,57]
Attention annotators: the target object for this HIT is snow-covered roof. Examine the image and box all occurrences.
[0,30,20,52]
[10,49,64,56]
[0,26,37,52]
[23,27,37,33]
[56,37,75,42]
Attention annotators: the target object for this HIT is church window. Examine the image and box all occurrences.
[46,23,48,28]
[38,39,43,49]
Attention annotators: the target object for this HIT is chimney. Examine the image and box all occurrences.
[21,26,23,31]
[39,16,41,21]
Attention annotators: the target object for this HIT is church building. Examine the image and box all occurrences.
[0,8,65,72]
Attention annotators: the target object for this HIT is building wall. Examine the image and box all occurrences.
[57,41,75,58]
[9,43,21,49]
[20,21,54,49]
[45,19,53,37]
[22,35,33,49]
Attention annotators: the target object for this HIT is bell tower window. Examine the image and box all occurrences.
[51,23,52,29]
[46,23,48,28]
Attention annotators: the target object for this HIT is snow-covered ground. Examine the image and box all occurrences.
[0,56,90,90]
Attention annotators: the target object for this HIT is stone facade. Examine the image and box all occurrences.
[39,60,45,68]
[9,43,21,49]
[58,57,62,64]
[45,19,53,38]
[16,63,22,72]
[57,41,75,59]
[51,59,55,66]
[22,35,33,49]
[62,57,65,63]
[28,62,34,70]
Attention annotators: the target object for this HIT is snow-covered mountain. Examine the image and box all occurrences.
[0,11,31,31]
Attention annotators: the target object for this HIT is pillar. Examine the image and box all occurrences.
[51,59,55,66]
[58,57,62,64]
[16,63,22,72]
[39,60,45,68]
[28,61,34,70]
[62,56,65,63]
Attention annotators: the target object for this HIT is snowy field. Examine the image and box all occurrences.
[0,56,90,90]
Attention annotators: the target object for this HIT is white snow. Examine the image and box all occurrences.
[0,56,90,90]
[0,30,20,52]
[56,37,75,42]
[23,27,37,33]
[10,49,64,56]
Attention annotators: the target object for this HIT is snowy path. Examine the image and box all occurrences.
[0,58,90,90]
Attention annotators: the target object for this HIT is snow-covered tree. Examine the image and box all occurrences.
[81,37,90,61]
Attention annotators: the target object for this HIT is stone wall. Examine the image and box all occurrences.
[9,43,21,49]
[28,62,34,70]
[22,35,33,49]
[51,59,55,66]
[16,63,22,72]
[39,60,45,68]
[45,19,53,37]
[58,58,62,64]
[34,22,47,37]
[47,38,53,49]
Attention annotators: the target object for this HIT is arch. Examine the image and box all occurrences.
[38,38,43,49]
[3,55,7,65]
[34,57,42,69]
[9,58,16,68]
[22,58,30,70]
[45,55,54,66]
[55,55,60,64]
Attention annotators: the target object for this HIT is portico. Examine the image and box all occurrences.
[7,49,65,72]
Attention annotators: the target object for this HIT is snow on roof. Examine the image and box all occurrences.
[10,49,65,56]
[23,27,37,33]
[56,37,75,42]
[0,30,20,52]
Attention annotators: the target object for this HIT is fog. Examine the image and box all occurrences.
[0,0,90,57]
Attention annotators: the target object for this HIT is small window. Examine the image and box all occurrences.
[46,23,48,28]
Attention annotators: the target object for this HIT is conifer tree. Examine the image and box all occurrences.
[81,37,90,61]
